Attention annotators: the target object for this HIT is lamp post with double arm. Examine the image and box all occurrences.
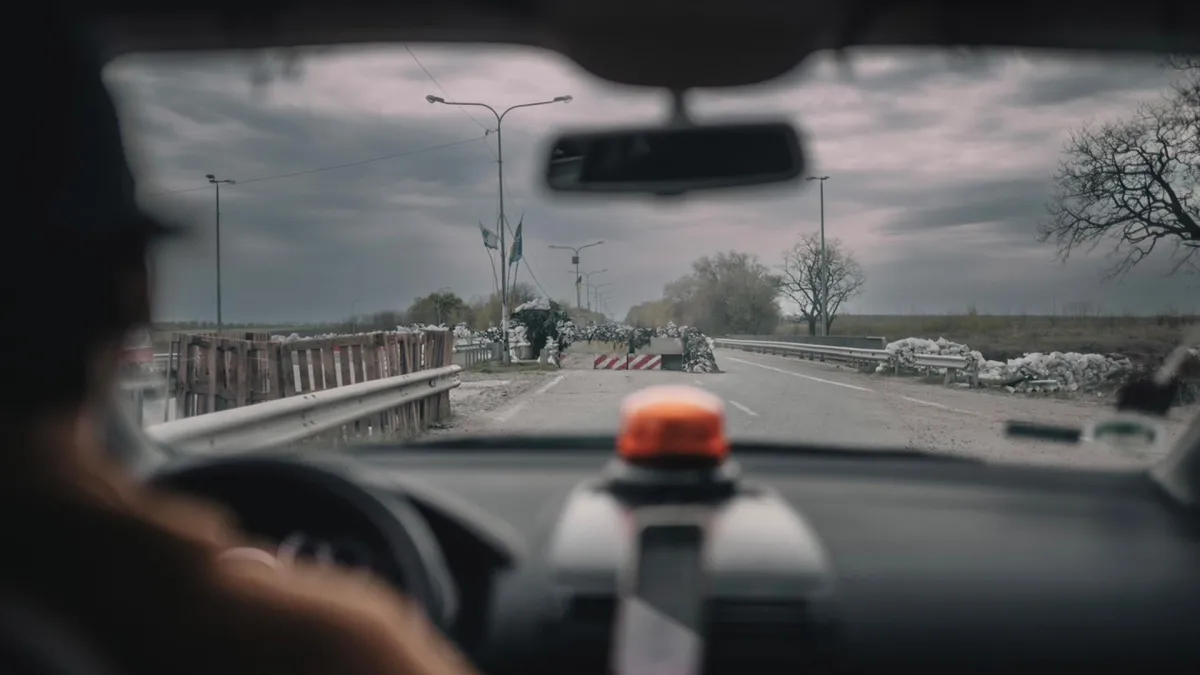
[426,94,573,363]
[549,241,604,309]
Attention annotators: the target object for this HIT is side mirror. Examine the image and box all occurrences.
[544,122,806,196]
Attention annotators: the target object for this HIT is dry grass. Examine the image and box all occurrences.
[775,313,1198,363]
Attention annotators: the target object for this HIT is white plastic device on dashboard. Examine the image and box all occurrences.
[611,507,714,675]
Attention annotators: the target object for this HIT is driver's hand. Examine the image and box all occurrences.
[218,546,285,571]
[213,540,477,675]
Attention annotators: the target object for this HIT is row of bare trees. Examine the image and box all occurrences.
[624,236,867,337]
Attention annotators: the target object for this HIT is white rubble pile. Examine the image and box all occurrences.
[878,337,985,372]
[452,322,475,343]
[513,297,552,312]
[272,324,458,343]
[976,352,1132,393]
[876,336,1134,394]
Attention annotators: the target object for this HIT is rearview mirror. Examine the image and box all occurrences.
[544,122,806,195]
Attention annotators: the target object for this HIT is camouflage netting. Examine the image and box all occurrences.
[555,320,719,373]
[510,298,571,359]
[464,299,720,373]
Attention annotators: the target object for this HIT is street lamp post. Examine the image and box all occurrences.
[550,241,604,309]
[206,174,235,335]
[575,269,608,310]
[806,175,830,336]
[592,282,613,313]
[595,291,613,318]
[426,94,572,363]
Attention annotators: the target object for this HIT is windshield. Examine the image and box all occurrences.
[104,46,1199,467]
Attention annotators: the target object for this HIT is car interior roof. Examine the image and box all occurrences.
[85,0,1200,88]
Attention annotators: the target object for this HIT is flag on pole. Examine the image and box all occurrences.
[509,217,524,265]
[479,221,499,250]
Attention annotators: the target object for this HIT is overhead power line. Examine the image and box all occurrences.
[147,136,487,196]
[404,45,493,135]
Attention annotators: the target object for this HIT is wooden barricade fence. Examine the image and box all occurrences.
[167,329,454,443]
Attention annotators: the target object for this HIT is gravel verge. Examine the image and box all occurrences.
[426,365,562,435]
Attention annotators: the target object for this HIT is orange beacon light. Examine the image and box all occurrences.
[616,385,730,464]
[608,385,739,501]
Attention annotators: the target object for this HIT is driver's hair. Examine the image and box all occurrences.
[0,231,153,428]
[3,8,157,431]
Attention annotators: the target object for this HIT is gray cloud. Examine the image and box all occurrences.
[1010,54,1172,106]
[103,46,1198,324]
[880,176,1052,235]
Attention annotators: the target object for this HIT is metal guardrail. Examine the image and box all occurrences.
[913,353,972,369]
[722,334,888,350]
[144,365,462,454]
[713,338,892,363]
[712,338,974,385]
[453,342,501,367]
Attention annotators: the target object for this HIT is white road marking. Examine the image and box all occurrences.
[728,355,982,417]
[726,356,873,392]
[693,379,705,386]
[492,374,565,423]
[727,400,759,417]
[897,395,980,416]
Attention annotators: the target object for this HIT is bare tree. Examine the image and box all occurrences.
[778,234,865,335]
[1166,55,1200,109]
[1038,58,1199,277]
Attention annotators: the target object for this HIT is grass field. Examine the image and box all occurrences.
[775,313,1198,363]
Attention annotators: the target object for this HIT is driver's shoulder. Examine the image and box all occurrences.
[1,478,447,675]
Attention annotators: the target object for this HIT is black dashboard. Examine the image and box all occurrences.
[154,440,1200,674]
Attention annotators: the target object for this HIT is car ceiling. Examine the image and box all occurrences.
[83,0,1200,89]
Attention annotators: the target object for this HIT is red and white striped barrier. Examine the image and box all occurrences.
[594,354,629,370]
[627,354,662,370]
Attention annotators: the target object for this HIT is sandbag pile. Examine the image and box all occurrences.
[275,324,489,344]
[876,337,985,374]
[451,323,474,342]
[978,351,1132,393]
[275,331,350,341]
[669,323,720,373]
[875,336,1135,394]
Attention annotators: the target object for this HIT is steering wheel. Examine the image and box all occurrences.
[149,455,458,630]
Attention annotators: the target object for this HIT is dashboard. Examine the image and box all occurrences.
[152,440,1200,674]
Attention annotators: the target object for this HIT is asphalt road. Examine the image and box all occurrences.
[447,348,1199,469]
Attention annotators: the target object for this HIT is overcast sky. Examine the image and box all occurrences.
[103,45,1199,324]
